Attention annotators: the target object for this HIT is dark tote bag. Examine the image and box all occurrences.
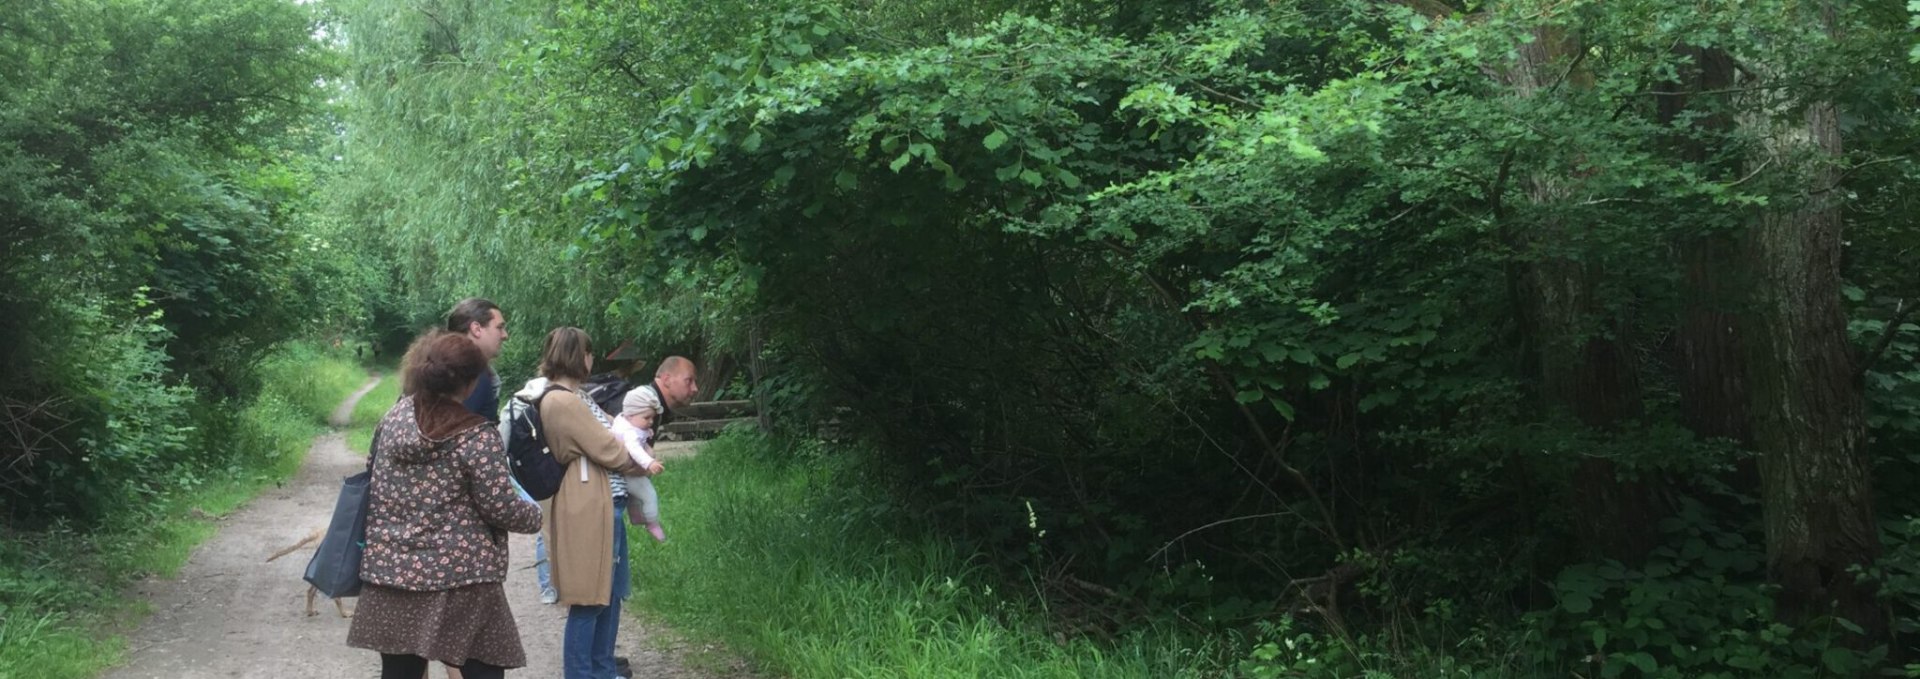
[304,422,382,598]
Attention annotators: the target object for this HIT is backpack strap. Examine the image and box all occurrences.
[524,383,571,405]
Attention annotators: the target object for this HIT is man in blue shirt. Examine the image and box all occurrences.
[446,298,509,423]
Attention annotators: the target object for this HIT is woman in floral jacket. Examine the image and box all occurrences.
[348,332,544,679]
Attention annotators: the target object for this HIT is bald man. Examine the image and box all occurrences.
[635,356,699,434]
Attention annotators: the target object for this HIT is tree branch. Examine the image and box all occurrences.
[1147,512,1293,563]
[1858,299,1916,379]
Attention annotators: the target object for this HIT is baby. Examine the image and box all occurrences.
[610,386,667,542]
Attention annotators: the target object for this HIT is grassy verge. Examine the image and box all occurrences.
[627,432,1223,679]
[344,372,400,456]
[0,342,368,679]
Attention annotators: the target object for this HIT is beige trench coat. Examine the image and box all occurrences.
[539,387,634,607]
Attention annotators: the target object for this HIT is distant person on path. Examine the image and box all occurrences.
[611,387,667,542]
[347,332,543,679]
[536,327,651,679]
[447,298,510,424]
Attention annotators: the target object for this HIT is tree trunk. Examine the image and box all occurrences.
[1740,92,1883,636]
[1502,26,1663,563]
[1659,47,1753,447]
[1731,2,1883,635]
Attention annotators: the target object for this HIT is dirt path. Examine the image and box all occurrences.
[102,376,749,678]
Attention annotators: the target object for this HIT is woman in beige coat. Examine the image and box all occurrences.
[534,327,645,679]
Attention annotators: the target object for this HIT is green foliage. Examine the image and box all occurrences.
[1236,615,1508,679]
[324,0,614,361]
[254,343,370,425]
[543,0,1920,672]
[0,0,358,523]
[1527,501,1881,678]
[632,431,1225,678]
[317,0,1920,673]
[0,344,364,679]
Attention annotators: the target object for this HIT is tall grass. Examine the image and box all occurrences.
[345,374,401,455]
[0,342,368,679]
[628,433,1225,679]
[255,341,371,422]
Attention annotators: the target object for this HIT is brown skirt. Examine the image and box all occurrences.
[346,582,525,668]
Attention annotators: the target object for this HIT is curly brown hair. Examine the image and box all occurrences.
[399,331,488,438]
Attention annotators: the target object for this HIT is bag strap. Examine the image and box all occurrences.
[365,414,389,471]
[519,383,572,408]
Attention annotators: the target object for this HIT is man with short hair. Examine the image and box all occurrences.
[635,356,699,435]
[446,297,509,423]
[422,298,511,679]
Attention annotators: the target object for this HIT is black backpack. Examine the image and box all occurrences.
[593,378,678,432]
[581,372,636,416]
[504,384,571,501]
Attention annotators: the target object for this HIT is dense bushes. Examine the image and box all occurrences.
[0,4,381,673]
[564,0,1920,671]
[0,342,368,679]
[0,0,371,527]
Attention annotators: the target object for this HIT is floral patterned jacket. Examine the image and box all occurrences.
[361,395,543,591]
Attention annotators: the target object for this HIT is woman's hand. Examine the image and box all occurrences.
[647,460,664,476]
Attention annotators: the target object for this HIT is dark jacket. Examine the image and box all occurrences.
[362,395,542,592]
[463,367,501,424]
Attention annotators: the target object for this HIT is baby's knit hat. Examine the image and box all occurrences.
[622,384,662,418]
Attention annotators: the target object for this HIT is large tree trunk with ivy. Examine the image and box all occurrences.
[1503,25,1663,563]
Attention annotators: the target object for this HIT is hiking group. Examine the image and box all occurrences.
[345,297,700,679]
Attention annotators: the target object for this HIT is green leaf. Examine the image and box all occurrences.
[984,129,1009,151]
[1622,652,1656,673]
[1834,616,1865,635]
[1336,353,1361,369]
[1235,389,1264,404]
[890,152,912,173]
[1018,169,1045,187]
[1270,399,1295,421]
[1560,592,1592,614]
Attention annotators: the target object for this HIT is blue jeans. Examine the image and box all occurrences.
[536,533,554,595]
[563,497,629,679]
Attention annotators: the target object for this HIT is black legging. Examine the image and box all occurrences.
[379,653,506,679]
